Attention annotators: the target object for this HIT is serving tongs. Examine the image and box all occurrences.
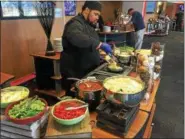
[104,54,118,65]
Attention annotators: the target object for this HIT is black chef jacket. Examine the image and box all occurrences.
[60,14,101,78]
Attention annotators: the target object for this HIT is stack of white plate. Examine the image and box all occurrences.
[53,38,63,52]
[103,26,111,33]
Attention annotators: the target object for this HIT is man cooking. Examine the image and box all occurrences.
[127,8,145,50]
[60,1,112,97]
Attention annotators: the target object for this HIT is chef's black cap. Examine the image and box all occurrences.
[82,1,102,12]
[128,8,134,14]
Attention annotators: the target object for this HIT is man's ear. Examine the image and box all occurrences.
[84,7,90,14]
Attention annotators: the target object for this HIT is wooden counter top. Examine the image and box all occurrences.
[90,110,148,138]
[140,79,160,112]
[34,89,65,98]
[30,52,61,60]
[143,103,156,138]
[0,72,15,85]
[129,72,160,112]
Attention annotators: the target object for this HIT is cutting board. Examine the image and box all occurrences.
[45,111,92,138]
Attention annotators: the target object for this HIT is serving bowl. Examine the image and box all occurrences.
[5,98,48,125]
[1,86,29,108]
[102,75,146,107]
[51,99,88,125]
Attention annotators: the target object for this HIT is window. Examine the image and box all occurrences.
[0,1,54,20]
[1,1,20,17]
[179,4,184,11]
[21,1,37,17]
[146,2,156,14]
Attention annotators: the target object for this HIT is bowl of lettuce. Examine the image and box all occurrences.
[5,96,48,125]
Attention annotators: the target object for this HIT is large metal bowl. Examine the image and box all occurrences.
[102,75,146,107]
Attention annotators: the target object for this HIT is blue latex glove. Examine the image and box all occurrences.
[100,43,112,55]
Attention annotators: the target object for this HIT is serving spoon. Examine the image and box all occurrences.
[65,103,88,110]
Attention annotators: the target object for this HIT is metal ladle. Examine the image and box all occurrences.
[67,78,91,88]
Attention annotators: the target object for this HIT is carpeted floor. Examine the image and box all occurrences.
[143,31,184,138]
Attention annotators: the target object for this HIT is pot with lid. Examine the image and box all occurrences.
[102,75,146,107]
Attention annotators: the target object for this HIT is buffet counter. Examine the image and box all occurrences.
[88,73,160,138]
[98,30,135,47]
[0,73,160,139]
[1,44,163,138]
[68,71,160,138]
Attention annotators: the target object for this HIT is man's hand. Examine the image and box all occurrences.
[98,43,112,55]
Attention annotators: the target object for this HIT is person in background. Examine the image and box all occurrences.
[175,9,184,32]
[172,17,176,31]
[60,1,112,97]
[164,14,171,35]
[127,8,145,50]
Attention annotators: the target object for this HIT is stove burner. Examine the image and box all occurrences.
[96,101,139,136]
[83,63,133,82]
[118,111,125,119]
[84,72,113,81]
[93,63,133,76]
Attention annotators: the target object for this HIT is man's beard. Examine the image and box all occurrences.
[87,13,97,28]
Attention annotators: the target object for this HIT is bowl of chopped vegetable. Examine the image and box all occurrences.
[1,86,30,108]
[51,99,88,125]
[5,96,48,125]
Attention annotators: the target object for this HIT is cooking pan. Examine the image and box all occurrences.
[102,75,146,108]
[107,63,124,73]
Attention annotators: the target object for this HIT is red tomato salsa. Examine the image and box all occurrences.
[78,81,103,92]
[54,101,86,119]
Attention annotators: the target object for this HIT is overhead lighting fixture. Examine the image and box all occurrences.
[158,2,162,6]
